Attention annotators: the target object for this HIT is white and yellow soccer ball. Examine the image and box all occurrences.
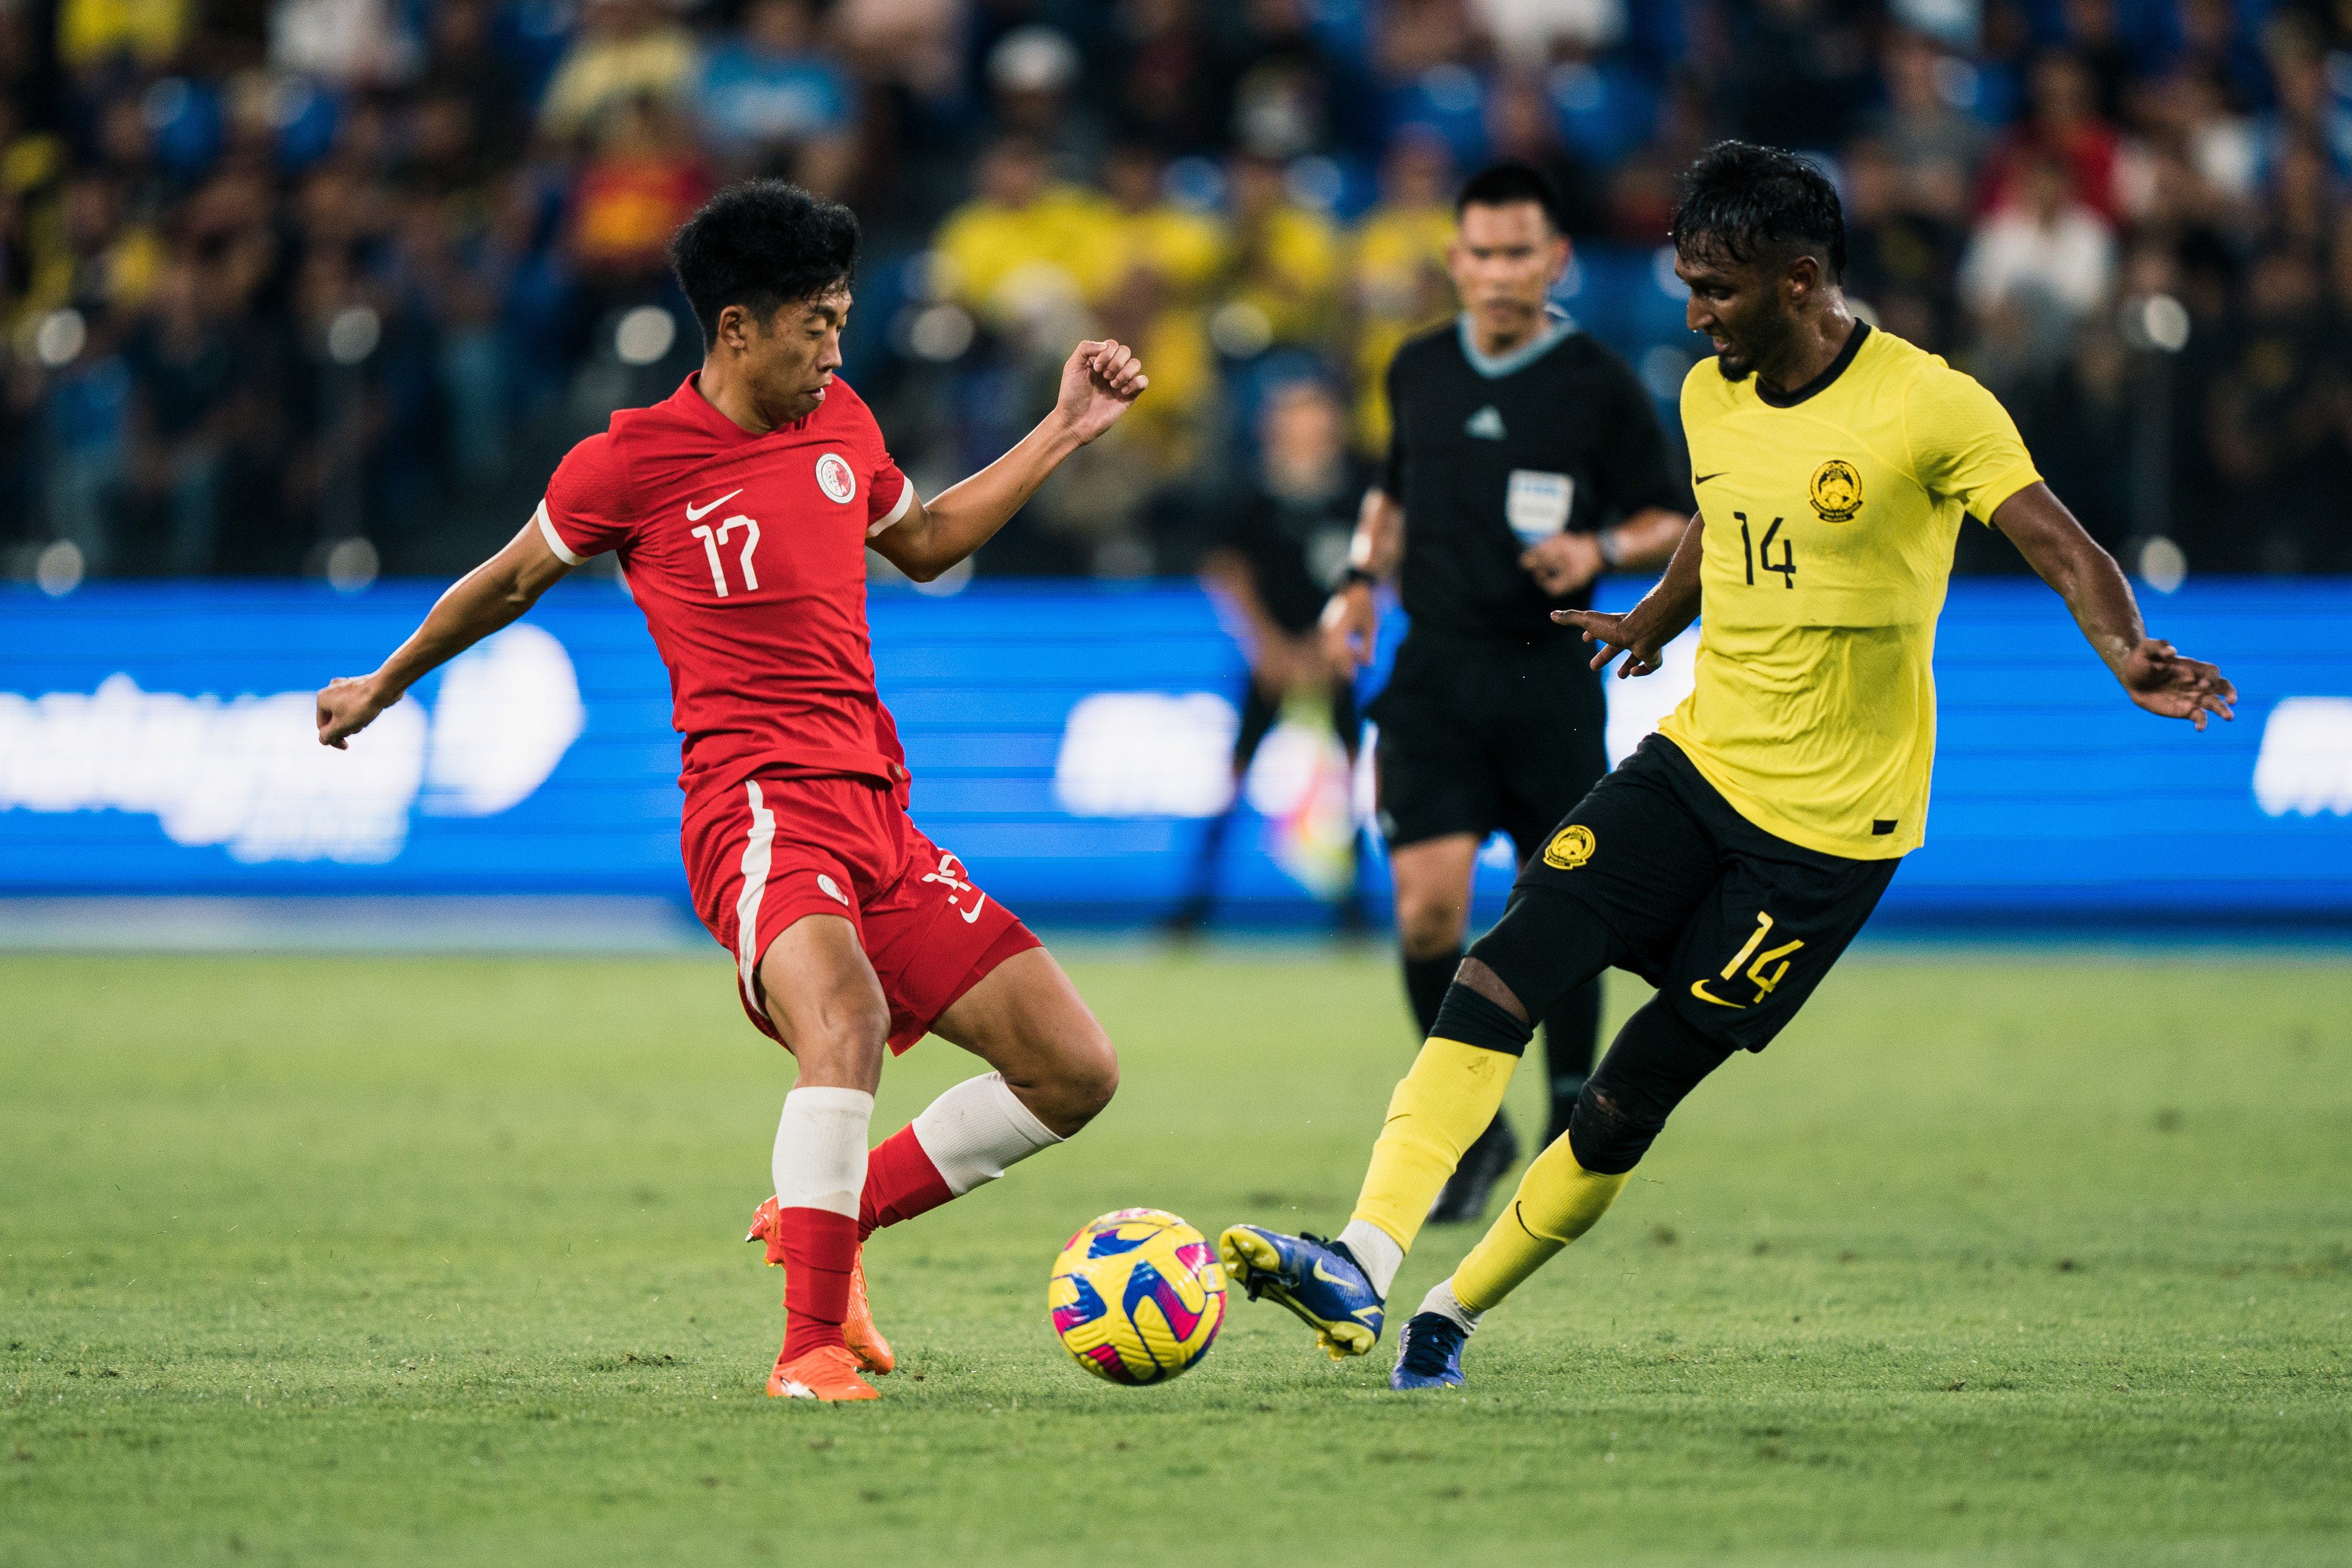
[1048,1207,1226,1384]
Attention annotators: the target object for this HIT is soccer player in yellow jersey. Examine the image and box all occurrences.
[1220,141,2237,1390]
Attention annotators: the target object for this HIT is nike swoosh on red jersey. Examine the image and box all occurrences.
[958,894,985,924]
[685,488,744,521]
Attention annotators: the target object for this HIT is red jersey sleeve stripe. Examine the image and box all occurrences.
[534,498,587,566]
[866,476,916,539]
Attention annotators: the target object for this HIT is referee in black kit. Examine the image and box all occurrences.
[1322,162,1688,1223]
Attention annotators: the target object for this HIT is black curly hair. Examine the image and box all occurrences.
[1669,141,1846,282]
[667,179,860,348]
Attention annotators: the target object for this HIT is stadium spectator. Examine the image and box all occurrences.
[931,133,1112,333]
[696,0,858,195]
[1094,144,1223,473]
[538,0,699,145]
[1347,131,1455,454]
[983,25,1102,180]
[1218,151,1342,352]
[2,0,2346,584]
[1979,51,2129,223]
[1867,31,1988,223]
[1960,154,2117,349]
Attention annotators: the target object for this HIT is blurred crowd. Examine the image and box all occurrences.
[5,0,2351,591]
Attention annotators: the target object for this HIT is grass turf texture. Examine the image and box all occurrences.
[2,948,2347,1567]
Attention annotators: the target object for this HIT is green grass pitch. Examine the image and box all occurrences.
[2,945,2347,1566]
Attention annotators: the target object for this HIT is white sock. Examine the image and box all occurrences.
[771,1086,874,1216]
[910,1072,1063,1195]
[1337,1219,1404,1300]
[1419,1278,1482,1335]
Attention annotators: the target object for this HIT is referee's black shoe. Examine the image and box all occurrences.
[1426,1114,1520,1225]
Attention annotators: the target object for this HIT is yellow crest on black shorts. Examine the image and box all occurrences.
[1543,824,1596,870]
[1809,459,1862,522]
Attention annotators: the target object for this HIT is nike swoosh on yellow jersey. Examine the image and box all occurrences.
[1694,472,1726,484]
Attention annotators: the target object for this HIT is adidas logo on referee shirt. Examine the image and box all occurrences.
[1465,405,1506,440]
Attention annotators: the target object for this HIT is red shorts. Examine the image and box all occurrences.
[682,774,1040,1053]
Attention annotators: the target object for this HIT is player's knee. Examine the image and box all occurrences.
[1061,1037,1120,1126]
[764,975,890,1079]
[1018,1027,1118,1137]
[1394,885,1469,958]
[1563,1082,1658,1176]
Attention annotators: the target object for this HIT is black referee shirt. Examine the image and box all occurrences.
[1381,312,1682,641]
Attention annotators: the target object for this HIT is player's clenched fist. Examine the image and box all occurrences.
[1053,339,1149,446]
[316,674,396,749]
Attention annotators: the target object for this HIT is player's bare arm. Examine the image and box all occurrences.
[1518,504,1687,597]
[315,520,573,748]
[1551,510,1704,677]
[1991,482,2237,730]
[1319,485,1402,671]
[869,340,1147,583]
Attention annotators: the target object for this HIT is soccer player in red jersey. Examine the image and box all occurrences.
[315,182,1148,1402]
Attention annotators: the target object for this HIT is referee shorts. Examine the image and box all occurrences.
[1369,633,1608,858]
[1475,734,1897,1054]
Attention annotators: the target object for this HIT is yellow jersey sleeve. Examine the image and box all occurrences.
[1903,362,2042,527]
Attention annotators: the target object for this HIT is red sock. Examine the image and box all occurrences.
[777,1207,857,1361]
[858,1125,957,1241]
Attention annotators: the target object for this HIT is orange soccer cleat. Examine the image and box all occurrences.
[767,1342,878,1401]
[744,1197,896,1376]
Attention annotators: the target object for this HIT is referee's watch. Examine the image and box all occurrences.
[1596,529,1626,570]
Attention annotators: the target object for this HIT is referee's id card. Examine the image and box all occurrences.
[1506,469,1575,545]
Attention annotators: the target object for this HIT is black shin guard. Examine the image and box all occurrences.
[1401,950,1459,1039]
[1565,995,1736,1176]
[1429,982,1535,1057]
[1541,978,1602,1147]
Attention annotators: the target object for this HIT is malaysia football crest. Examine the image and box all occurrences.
[1809,459,1862,522]
[1543,824,1596,870]
[814,452,857,505]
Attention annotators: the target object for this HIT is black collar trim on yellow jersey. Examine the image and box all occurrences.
[1752,319,1870,409]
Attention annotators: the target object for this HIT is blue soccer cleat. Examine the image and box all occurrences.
[1389,1311,1468,1390]
[1217,1225,1384,1359]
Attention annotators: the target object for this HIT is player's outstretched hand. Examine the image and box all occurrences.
[1552,607,1666,678]
[2119,638,2236,731]
[316,674,396,750]
[1054,339,1149,446]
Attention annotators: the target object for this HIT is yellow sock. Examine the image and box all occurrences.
[1348,1037,1518,1254]
[1452,1135,1629,1313]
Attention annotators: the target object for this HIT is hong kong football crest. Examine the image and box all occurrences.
[1809,459,1862,522]
[1543,824,1596,870]
[814,452,857,505]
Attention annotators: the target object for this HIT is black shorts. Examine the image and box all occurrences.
[1499,733,1898,1053]
[1369,633,1608,857]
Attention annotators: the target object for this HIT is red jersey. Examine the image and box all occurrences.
[536,373,917,801]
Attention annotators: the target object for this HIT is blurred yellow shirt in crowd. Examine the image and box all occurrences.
[59,0,188,68]
[1665,325,2042,860]
[1104,204,1227,299]
[1227,204,1341,347]
[932,185,1120,327]
[1348,202,1454,454]
[539,29,700,139]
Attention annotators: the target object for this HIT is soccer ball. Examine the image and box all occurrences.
[1048,1207,1226,1384]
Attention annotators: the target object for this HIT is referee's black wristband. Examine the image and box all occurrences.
[1341,567,1379,590]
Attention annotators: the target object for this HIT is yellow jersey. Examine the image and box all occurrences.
[1660,323,2042,860]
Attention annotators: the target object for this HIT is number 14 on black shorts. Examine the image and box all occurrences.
[1513,735,1899,1055]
